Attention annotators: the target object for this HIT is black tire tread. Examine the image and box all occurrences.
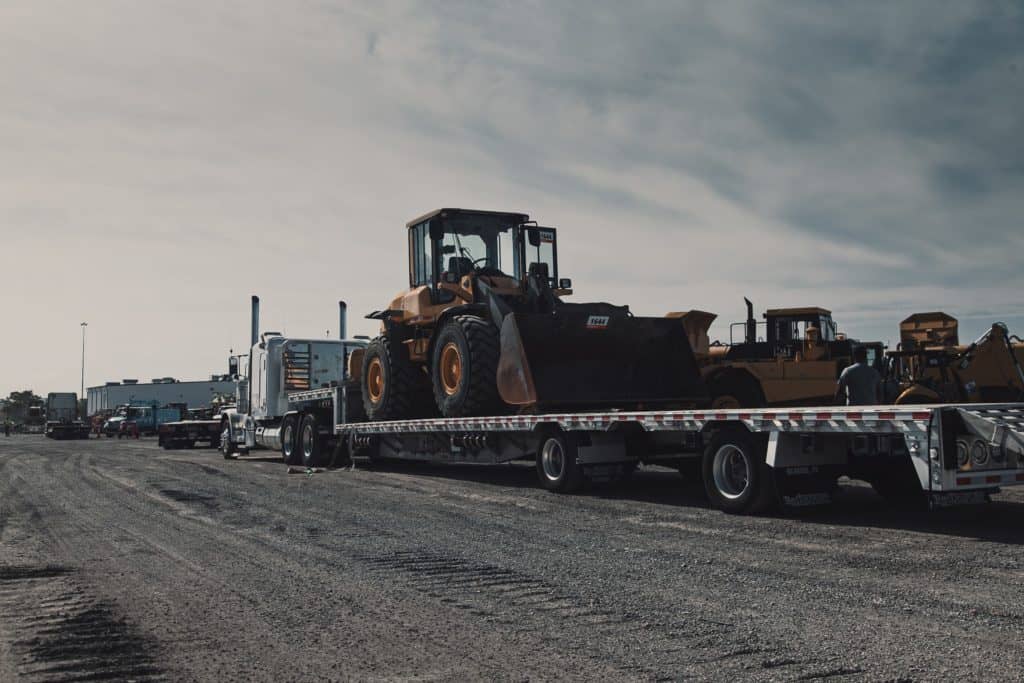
[433,315,502,417]
[362,335,433,421]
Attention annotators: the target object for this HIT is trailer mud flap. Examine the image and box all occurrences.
[496,310,708,409]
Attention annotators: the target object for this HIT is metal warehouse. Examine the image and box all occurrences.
[86,378,237,416]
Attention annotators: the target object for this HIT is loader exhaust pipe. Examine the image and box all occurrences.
[251,296,260,347]
[744,297,756,344]
[338,301,348,340]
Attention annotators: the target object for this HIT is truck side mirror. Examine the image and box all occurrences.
[428,220,445,241]
[527,228,541,247]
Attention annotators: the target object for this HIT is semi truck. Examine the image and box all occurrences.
[44,392,91,439]
[220,295,1024,514]
[217,297,368,462]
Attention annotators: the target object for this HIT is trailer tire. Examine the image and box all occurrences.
[281,415,299,465]
[431,316,502,418]
[299,414,325,468]
[362,336,433,421]
[536,432,584,493]
[702,428,776,514]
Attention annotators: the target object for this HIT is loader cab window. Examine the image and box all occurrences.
[523,227,558,286]
[436,214,518,278]
[409,222,435,287]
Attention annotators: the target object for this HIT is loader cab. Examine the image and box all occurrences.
[407,208,561,301]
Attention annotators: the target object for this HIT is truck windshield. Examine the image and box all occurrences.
[440,215,518,277]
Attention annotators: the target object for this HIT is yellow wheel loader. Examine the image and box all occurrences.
[360,208,708,420]
[672,299,885,408]
[886,313,1024,404]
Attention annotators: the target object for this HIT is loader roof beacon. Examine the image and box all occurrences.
[362,208,708,420]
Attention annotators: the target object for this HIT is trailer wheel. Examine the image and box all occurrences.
[536,432,584,493]
[431,316,502,418]
[300,414,324,468]
[362,336,433,420]
[281,415,299,465]
[702,428,776,514]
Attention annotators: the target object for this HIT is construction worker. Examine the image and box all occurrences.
[835,346,883,406]
[4,420,10,437]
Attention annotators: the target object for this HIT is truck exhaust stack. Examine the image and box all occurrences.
[251,296,260,347]
[339,301,347,340]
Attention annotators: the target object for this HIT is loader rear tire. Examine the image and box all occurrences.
[362,336,433,421]
[708,370,765,410]
[431,316,502,418]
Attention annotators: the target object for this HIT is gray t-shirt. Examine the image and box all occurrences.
[837,362,882,406]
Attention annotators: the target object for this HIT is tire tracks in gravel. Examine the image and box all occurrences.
[18,446,621,680]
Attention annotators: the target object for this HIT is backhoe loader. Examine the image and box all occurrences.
[361,208,708,419]
[886,313,1024,404]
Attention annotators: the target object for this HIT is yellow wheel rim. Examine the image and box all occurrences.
[367,357,385,403]
[440,343,463,396]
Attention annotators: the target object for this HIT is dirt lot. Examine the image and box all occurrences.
[2,435,1024,681]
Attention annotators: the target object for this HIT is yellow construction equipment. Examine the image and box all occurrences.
[886,312,1024,404]
[361,208,708,419]
[671,299,885,408]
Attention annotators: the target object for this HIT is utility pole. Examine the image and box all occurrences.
[80,322,88,419]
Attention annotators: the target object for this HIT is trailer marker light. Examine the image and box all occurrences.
[846,413,862,421]
[816,413,832,421]
[912,412,932,421]
[957,477,971,486]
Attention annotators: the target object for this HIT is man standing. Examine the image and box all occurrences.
[835,346,883,406]
[4,421,10,437]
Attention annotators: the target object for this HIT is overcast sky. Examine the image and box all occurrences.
[2,1,1021,398]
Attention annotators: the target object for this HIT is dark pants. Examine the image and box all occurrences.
[4,425,9,437]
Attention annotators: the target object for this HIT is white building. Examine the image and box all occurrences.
[86,378,237,416]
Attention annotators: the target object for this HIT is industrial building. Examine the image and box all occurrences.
[86,377,237,416]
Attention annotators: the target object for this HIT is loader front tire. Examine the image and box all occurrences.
[431,316,502,418]
[362,336,433,421]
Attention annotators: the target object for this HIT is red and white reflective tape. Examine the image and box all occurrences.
[337,407,935,435]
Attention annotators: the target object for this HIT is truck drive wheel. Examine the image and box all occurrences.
[431,316,502,418]
[281,415,299,465]
[300,414,325,468]
[536,432,584,493]
[362,336,433,421]
[702,428,776,514]
[220,425,236,460]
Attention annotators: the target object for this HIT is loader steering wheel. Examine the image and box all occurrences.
[471,257,492,270]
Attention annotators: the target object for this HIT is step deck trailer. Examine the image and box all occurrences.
[275,387,1024,513]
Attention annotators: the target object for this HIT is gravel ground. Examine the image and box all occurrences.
[2,435,1024,681]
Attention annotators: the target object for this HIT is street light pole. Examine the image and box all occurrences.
[80,322,88,419]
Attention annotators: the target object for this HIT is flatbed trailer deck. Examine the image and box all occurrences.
[322,388,1024,513]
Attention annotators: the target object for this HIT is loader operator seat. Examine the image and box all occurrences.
[447,256,474,278]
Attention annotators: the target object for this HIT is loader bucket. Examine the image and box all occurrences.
[496,307,709,410]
